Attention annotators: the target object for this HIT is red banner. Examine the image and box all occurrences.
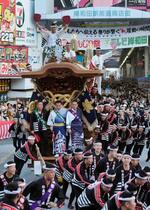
[0,121,14,140]
[0,0,16,45]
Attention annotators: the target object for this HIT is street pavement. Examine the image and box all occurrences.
[0,138,149,210]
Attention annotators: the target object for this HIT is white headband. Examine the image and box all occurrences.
[85,137,93,142]
[83,155,93,159]
[106,172,116,178]
[94,142,102,146]
[101,180,113,188]
[18,182,26,187]
[131,157,140,160]
[118,196,135,201]
[123,154,131,158]
[4,188,21,195]
[135,173,148,180]
[74,151,83,155]
[4,163,16,169]
[28,136,35,140]
[43,165,56,171]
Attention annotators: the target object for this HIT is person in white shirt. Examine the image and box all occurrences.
[91,47,113,95]
[36,22,68,63]
[63,42,76,62]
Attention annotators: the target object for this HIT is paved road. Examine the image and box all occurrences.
[0,138,149,210]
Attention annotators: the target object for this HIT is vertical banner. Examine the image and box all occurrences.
[16,0,37,46]
[0,0,16,45]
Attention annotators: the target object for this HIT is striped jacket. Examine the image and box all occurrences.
[55,156,68,178]
[77,181,109,209]
[63,158,81,182]
[72,161,94,190]
[0,173,15,200]
[14,143,37,162]
[111,165,135,194]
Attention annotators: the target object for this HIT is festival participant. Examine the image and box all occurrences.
[30,101,48,156]
[63,42,76,61]
[84,137,94,152]
[14,177,30,210]
[94,145,118,180]
[117,110,129,126]
[98,169,116,182]
[111,153,135,194]
[88,141,104,179]
[0,182,21,210]
[108,124,119,146]
[130,154,142,173]
[146,127,150,162]
[107,105,117,125]
[102,191,136,210]
[125,182,138,196]
[23,162,65,209]
[116,150,123,165]
[134,166,150,203]
[127,110,138,127]
[98,112,110,152]
[91,47,113,95]
[0,161,16,200]
[133,125,146,155]
[63,148,83,209]
[125,124,138,154]
[72,152,94,209]
[14,135,38,176]
[47,100,68,155]
[66,100,84,150]
[118,124,131,153]
[36,22,68,63]
[77,177,113,210]
[143,188,150,210]
[126,170,148,209]
[55,149,72,186]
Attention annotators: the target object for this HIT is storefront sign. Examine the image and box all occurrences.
[46,6,150,20]
[16,0,37,46]
[0,46,28,75]
[0,0,16,45]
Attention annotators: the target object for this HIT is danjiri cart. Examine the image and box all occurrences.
[20,62,102,165]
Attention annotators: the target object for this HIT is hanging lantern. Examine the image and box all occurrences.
[33,13,41,22]
[62,16,71,25]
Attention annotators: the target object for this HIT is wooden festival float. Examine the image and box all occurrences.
[20,61,102,162]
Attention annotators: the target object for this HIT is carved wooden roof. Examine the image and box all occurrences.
[20,62,102,79]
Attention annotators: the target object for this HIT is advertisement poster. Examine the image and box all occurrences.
[54,0,150,12]
[0,46,28,75]
[16,0,37,46]
[61,33,148,49]
[0,0,16,45]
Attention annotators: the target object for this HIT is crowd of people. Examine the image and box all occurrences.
[0,12,150,210]
[0,80,150,210]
